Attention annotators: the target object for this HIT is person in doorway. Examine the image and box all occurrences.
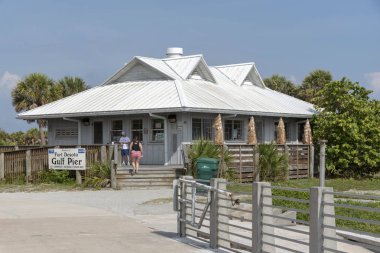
[130,136,143,174]
[119,131,130,166]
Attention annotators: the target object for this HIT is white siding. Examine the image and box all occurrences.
[117,63,168,82]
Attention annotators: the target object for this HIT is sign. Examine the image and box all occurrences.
[48,148,86,170]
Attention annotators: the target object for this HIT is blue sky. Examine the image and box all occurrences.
[0,0,379,132]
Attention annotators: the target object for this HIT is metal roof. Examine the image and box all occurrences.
[18,54,316,120]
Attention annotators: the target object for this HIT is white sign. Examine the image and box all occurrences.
[48,148,86,170]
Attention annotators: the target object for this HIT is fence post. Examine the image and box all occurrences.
[252,182,275,253]
[319,140,327,187]
[209,178,219,248]
[108,145,114,161]
[284,144,290,180]
[101,145,107,163]
[114,144,119,165]
[254,145,260,182]
[178,175,193,237]
[110,159,117,189]
[309,144,314,178]
[26,150,32,183]
[0,153,4,180]
[310,187,336,253]
[310,187,323,253]
[212,178,229,248]
[75,145,82,185]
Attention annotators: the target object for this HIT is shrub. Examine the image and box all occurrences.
[187,139,232,179]
[38,170,73,184]
[258,143,288,182]
[84,162,111,188]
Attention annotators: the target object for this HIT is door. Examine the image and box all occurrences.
[93,121,103,144]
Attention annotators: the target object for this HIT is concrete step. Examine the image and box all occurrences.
[117,177,175,183]
[117,169,178,175]
[116,166,185,189]
[117,180,174,187]
[116,173,176,179]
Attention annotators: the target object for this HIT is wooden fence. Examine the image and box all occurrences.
[182,143,314,183]
[0,145,113,184]
[0,146,40,153]
[226,144,314,182]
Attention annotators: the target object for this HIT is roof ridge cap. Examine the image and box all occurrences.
[214,62,255,68]
[162,54,203,61]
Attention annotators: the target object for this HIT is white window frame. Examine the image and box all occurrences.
[131,119,143,141]
[149,118,164,143]
[224,119,244,141]
[191,118,213,140]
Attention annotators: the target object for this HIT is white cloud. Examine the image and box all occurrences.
[0,71,21,91]
[365,72,380,92]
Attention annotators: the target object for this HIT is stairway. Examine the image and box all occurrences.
[116,165,186,189]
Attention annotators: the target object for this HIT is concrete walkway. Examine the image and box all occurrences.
[0,189,217,253]
[0,189,376,253]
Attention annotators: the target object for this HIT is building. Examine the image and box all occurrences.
[18,48,315,165]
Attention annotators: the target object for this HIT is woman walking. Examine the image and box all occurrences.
[130,136,143,174]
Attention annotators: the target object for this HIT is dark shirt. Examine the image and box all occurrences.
[131,141,141,151]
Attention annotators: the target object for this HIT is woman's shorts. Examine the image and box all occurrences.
[131,150,141,159]
[121,149,129,156]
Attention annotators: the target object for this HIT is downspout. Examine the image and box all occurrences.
[149,113,168,165]
[63,118,81,145]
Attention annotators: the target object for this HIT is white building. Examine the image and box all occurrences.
[18,48,315,165]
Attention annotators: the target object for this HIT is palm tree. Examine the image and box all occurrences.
[11,73,55,145]
[56,76,88,98]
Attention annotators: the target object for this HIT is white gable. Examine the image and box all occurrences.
[102,58,175,85]
[163,55,216,83]
[163,56,200,79]
[216,63,265,88]
[116,62,169,82]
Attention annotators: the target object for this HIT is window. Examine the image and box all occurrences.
[192,118,213,140]
[224,119,243,141]
[131,119,143,141]
[274,121,289,141]
[297,122,306,143]
[256,120,264,143]
[110,120,123,142]
[150,119,164,142]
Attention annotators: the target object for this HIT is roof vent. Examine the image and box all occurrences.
[166,47,183,58]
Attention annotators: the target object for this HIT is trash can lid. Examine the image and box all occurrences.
[196,157,219,164]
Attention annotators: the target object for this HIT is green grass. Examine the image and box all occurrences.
[227,178,380,234]
[0,181,80,192]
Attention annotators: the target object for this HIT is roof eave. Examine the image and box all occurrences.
[18,107,315,120]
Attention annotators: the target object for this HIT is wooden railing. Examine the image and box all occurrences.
[0,146,40,153]
[227,144,314,182]
[182,143,314,183]
[0,145,114,183]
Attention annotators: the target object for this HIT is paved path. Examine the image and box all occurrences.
[0,189,218,253]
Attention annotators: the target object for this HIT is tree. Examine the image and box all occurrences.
[0,129,10,145]
[56,76,88,98]
[313,78,380,177]
[299,69,332,103]
[263,74,299,97]
[11,73,55,145]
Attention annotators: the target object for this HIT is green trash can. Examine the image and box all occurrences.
[196,157,219,181]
